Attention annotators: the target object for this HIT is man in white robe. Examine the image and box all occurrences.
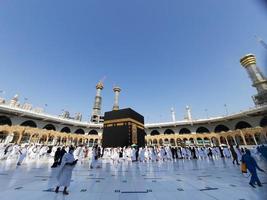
[55,146,77,195]
[139,147,145,162]
[9,144,19,159]
[17,146,27,166]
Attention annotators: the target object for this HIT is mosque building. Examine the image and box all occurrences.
[0,54,267,147]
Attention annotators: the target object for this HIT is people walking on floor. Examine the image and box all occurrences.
[207,148,213,159]
[58,147,66,165]
[51,147,61,168]
[90,145,102,168]
[230,145,240,165]
[55,146,78,195]
[242,149,265,188]
[17,145,27,166]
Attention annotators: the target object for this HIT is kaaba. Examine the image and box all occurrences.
[102,108,145,148]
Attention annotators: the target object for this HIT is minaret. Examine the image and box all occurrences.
[171,108,176,122]
[113,86,121,111]
[186,106,192,121]
[91,81,104,122]
[240,54,267,105]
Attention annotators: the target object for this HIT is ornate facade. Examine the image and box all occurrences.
[0,104,266,147]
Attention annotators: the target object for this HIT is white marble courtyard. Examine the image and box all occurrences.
[0,158,267,200]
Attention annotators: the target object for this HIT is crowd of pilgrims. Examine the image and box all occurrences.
[0,143,262,166]
[1,143,266,194]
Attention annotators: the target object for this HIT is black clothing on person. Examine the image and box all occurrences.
[58,148,67,165]
[51,147,61,168]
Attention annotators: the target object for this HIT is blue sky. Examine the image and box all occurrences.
[0,0,266,123]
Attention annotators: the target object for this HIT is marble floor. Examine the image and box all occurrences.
[0,158,267,200]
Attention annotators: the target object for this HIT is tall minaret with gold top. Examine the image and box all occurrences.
[240,54,267,105]
[91,81,104,123]
[113,86,121,111]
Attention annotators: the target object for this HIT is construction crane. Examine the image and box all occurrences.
[100,76,107,83]
[255,35,267,50]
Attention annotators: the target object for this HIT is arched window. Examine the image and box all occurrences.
[235,121,252,130]
[75,129,85,135]
[43,124,56,131]
[196,127,210,134]
[179,128,191,134]
[60,127,71,133]
[21,120,37,128]
[214,124,230,133]
[0,116,12,126]
[170,139,175,146]
[150,130,160,135]
[89,130,98,135]
[164,129,174,135]
[260,116,267,127]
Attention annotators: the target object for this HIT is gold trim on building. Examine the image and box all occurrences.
[104,118,144,128]
[240,54,256,68]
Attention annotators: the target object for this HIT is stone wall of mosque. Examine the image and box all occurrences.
[0,109,266,147]
[145,127,267,147]
[0,125,101,147]
[145,115,266,135]
[0,113,103,135]
[145,114,267,147]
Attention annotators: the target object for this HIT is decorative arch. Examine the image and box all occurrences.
[152,139,158,145]
[94,139,99,145]
[196,127,210,134]
[179,128,191,134]
[214,124,230,133]
[211,137,219,146]
[220,136,227,145]
[21,120,37,128]
[254,132,266,144]
[75,129,85,135]
[235,134,244,145]
[183,138,188,145]
[150,130,160,136]
[62,137,68,145]
[164,138,169,145]
[235,121,252,130]
[11,132,20,143]
[203,137,210,145]
[20,132,31,143]
[189,138,195,145]
[30,133,39,143]
[164,129,175,135]
[0,116,12,126]
[60,127,71,133]
[89,139,94,147]
[176,138,182,146]
[227,135,235,146]
[78,138,83,144]
[0,131,9,143]
[89,130,98,135]
[260,116,267,127]
[159,139,163,146]
[39,135,47,144]
[72,138,78,145]
[170,138,175,146]
[244,134,255,145]
[196,137,203,145]
[43,124,56,131]
[47,135,55,145]
[55,136,61,144]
